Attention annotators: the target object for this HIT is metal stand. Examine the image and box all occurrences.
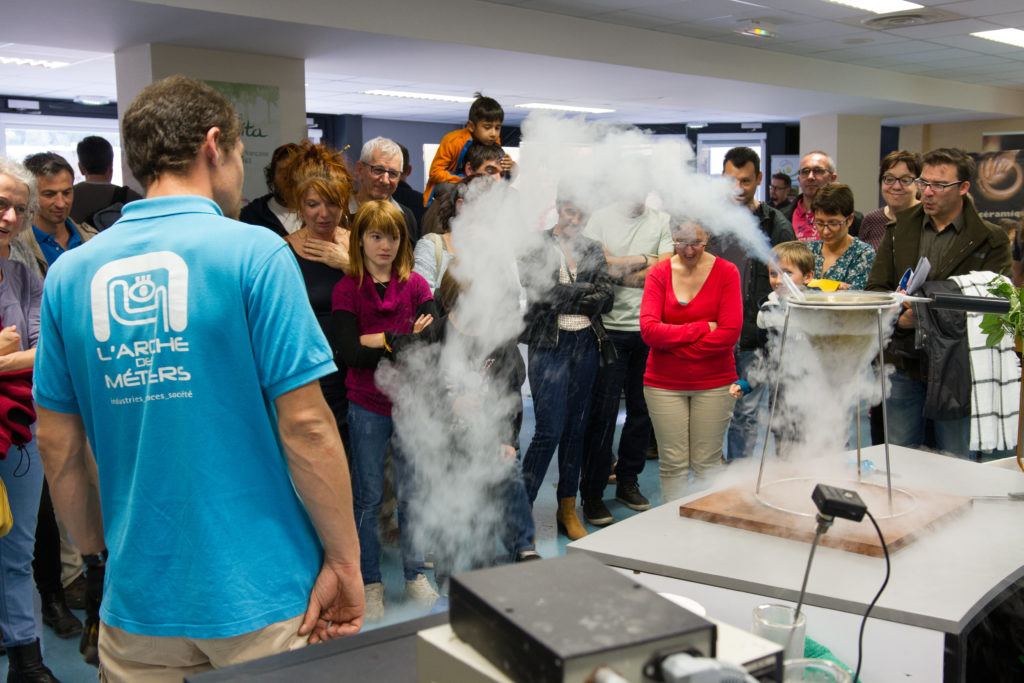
[755,295,898,517]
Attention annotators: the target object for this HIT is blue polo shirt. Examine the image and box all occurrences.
[32,220,83,265]
[34,195,336,638]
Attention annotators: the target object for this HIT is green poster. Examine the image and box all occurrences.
[206,81,281,205]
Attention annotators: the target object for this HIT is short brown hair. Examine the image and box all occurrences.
[813,183,854,218]
[122,75,240,188]
[280,141,353,222]
[348,200,414,285]
[772,241,815,277]
[878,150,922,183]
[923,148,975,183]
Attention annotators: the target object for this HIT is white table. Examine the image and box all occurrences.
[569,445,1024,681]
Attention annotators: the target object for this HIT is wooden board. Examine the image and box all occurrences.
[679,482,972,557]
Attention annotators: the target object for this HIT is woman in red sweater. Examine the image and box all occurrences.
[640,222,742,502]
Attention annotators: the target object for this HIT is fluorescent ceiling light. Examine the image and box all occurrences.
[970,28,1024,49]
[361,90,474,103]
[515,103,615,114]
[822,0,922,13]
[0,56,70,69]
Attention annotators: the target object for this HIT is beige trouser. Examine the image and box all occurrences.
[644,384,735,503]
[57,517,83,587]
[98,614,307,682]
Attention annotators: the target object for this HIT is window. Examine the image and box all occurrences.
[0,114,126,185]
[696,132,768,202]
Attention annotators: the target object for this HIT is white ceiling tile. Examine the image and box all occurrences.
[882,18,1008,39]
[934,0,1024,15]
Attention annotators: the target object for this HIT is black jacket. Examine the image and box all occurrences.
[866,196,1011,379]
[239,194,288,237]
[912,280,970,420]
[518,230,614,350]
[709,202,795,350]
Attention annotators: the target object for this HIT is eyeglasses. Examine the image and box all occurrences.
[914,178,963,193]
[811,216,849,230]
[366,164,400,181]
[0,198,28,219]
[882,175,915,188]
[798,167,830,178]
[673,239,707,249]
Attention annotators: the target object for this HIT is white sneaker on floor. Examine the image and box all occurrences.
[364,582,385,621]
[404,575,439,609]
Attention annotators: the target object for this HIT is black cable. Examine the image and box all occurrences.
[853,509,890,683]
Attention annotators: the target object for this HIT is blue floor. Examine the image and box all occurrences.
[31,395,663,680]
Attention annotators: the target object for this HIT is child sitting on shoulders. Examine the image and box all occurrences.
[422,93,511,206]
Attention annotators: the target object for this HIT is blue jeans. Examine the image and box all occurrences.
[522,329,599,502]
[347,402,424,584]
[726,349,767,460]
[885,369,969,458]
[580,330,651,499]
[498,457,535,556]
[0,440,44,647]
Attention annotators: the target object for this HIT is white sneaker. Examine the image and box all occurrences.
[404,575,439,609]
[364,582,385,621]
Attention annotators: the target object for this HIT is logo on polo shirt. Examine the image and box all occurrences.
[90,252,188,342]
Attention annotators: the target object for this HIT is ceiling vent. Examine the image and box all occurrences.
[840,8,965,31]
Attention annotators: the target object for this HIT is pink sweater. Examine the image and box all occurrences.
[640,257,742,391]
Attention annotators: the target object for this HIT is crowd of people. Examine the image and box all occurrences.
[0,79,1016,681]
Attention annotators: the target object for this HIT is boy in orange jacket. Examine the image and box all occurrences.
[423,93,512,206]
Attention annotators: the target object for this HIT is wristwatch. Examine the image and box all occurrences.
[83,550,108,567]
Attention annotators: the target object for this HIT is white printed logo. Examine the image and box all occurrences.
[90,252,188,342]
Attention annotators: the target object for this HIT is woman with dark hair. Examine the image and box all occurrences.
[807,184,876,291]
[859,150,922,250]
[277,141,355,444]
[518,196,613,540]
[332,200,438,621]
[238,142,303,236]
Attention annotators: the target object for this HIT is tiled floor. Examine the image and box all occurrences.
[34,395,665,681]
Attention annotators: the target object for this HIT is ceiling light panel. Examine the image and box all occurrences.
[823,0,923,14]
[971,28,1024,49]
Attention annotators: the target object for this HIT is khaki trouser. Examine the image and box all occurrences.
[99,614,307,682]
[644,384,735,502]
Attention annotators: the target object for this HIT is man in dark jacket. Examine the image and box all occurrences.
[714,147,795,460]
[866,147,1011,457]
[238,143,301,237]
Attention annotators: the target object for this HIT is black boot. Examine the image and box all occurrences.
[7,639,61,682]
[40,592,82,639]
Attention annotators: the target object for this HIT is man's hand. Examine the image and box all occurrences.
[897,302,915,329]
[299,561,364,644]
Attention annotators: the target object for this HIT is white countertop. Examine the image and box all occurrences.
[570,445,1024,634]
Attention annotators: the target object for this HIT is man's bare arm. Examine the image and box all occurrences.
[36,406,105,554]
[603,248,650,280]
[275,382,363,642]
[619,251,673,288]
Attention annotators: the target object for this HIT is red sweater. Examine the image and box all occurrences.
[640,257,742,391]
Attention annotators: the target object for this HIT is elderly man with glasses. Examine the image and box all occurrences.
[866,147,1011,458]
[351,137,419,241]
[783,150,863,242]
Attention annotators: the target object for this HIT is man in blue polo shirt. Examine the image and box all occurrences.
[22,152,97,268]
[34,75,363,681]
